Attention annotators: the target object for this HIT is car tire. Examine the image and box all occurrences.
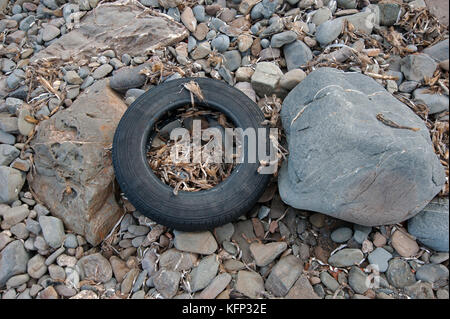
[112,77,271,231]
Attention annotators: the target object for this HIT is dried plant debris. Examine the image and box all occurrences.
[147,106,236,195]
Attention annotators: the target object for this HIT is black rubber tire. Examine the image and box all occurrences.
[112,77,271,231]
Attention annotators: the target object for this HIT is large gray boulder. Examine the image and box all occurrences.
[279,67,445,226]
[28,79,127,246]
[408,197,449,252]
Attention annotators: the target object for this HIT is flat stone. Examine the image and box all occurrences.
[213,223,234,244]
[348,266,368,294]
[173,230,217,255]
[191,41,211,59]
[235,270,265,298]
[224,259,245,272]
[180,6,196,33]
[405,281,435,299]
[2,205,29,225]
[77,253,112,283]
[27,254,47,279]
[239,0,261,15]
[259,48,281,61]
[193,23,208,41]
[270,31,297,48]
[328,249,364,267]
[430,252,449,264]
[211,35,230,53]
[159,249,197,271]
[198,273,232,299]
[331,227,353,243]
[6,274,30,289]
[42,24,60,42]
[415,263,449,283]
[37,286,58,299]
[153,269,181,298]
[0,240,29,287]
[92,64,113,79]
[340,11,376,34]
[286,274,320,299]
[189,254,219,292]
[265,255,303,297]
[28,80,127,245]
[249,242,287,267]
[121,268,140,294]
[231,220,256,264]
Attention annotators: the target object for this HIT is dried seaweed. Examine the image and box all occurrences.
[147,106,236,194]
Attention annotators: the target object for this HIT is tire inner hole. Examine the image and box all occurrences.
[146,104,240,194]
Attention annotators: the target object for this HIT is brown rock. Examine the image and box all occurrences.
[175,42,188,58]
[239,0,260,15]
[235,67,254,82]
[391,229,420,257]
[37,286,58,299]
[372,232,387,247]
[251,218,265,239]
[237,34,253,52]
[251,37,262,57]
[28,79,127,245]
[31,1,188,63]
[309,213,326,228]
[219,8,237,23]
[440,59,449,71]
[6,31,26,44]
[232,220,256,263]
[181,6,197,32]
[250,241,287,266]
[194,23,209,41]
[314,246,330,263]
[205,4,222,16]
[230,17,252,31]
[110,256,130,283]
